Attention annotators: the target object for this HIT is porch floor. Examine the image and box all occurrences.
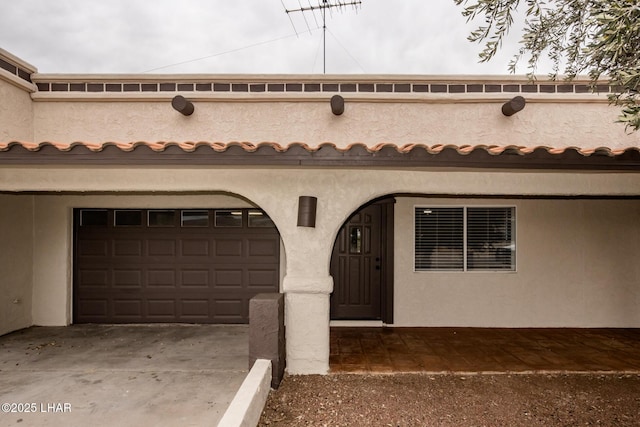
[330,327,640,373]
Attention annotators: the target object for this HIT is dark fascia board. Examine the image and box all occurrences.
[0,143,639,171]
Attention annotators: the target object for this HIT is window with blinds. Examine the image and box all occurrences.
[415,206,515,272]
[467,207,515,271]
[415,207,464,271]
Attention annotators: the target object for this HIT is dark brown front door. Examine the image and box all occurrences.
[330,202,387,320]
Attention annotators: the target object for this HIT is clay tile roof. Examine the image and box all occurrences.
[0,141,639,170]
[0,140,637,157]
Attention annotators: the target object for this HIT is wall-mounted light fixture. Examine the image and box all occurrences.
[297,196,317,227]
[502,96,526,116]
[172,95,195,116]
[330,95,344,116]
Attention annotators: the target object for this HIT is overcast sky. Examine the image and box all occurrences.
[0,0,551,75]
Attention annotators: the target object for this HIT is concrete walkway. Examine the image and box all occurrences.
[0,324,249,427]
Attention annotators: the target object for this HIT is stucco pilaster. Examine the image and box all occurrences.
[283,282,332,374]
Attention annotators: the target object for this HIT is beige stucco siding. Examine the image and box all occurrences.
[394,198,640,327]
[0,194,34,335]
[0,77,34,142]
[3,168,638,317]
[1,51,639,376]
[31,97,640,150]
[1,166,639,373]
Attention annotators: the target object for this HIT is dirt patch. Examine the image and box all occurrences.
[259,373,640,426]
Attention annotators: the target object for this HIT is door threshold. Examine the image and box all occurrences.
[330,320,384,327]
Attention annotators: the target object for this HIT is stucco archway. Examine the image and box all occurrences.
[23,190,287,328]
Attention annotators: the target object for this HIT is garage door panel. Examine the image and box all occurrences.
[181,239,210,257]
[76,299,108,318]
[212,299,244,322]
[78,239,109,257]
[248,269,279,288]
[247,239,280,264]
[248,239,279,257]
[113,269,143,288]
[113,299,143,317]
[77,269,109,287]
[147,270,176,288]
[214,269,243,288]
[181,269,210,287]
[147,299,177,318]
[113,240,143,256]
[215,239,243,257]
[181,299,210,319]
[148,239,176,256]
[74,208,279,324]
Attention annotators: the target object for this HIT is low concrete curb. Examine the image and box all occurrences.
[217,359,272,427]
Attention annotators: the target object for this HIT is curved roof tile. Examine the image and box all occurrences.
[1,141,639,171]
[1,140,639,158]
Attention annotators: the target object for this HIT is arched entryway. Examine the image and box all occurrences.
[72,194,282,324]
[330,197,395,324]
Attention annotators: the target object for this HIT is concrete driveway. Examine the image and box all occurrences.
[0,324,249,427]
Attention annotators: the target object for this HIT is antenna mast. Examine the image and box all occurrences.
[284,0,362,74]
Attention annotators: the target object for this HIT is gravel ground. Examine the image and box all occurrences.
[259,373,640,426]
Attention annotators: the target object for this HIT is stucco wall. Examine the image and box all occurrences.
[0,194,33,335]
[31,97,640,150]
[30,193,263,326]
[12,168,640,328]
[1,57,638,373]
[394,197,640,327]
[2,167,639,372]
[0,77,33,142]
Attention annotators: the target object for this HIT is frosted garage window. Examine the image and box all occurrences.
[114,210,143,226]
[148,210,176,227]
[80,209,108,226]
[215,210,243,227]
[248,210,275,228]
[181,210,209,227]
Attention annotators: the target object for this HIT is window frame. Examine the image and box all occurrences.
[79,209,109,227]
[147,209,177,227]
[214,209,244,228]
[180,210,210,228]
[113,209,143,227]
[413,205,517,273]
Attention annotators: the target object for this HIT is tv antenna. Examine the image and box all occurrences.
[283,0,362,74]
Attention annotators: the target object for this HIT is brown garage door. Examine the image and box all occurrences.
[73,208,279,324]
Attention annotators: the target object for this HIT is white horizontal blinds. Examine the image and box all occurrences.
[466,207,515,271]
[415,207,464,271]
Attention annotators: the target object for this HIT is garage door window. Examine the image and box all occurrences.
[115,210,142,227]
[215,210,243,227]
[248,210,275,227]
[148,210,176,227]
[181,210,209,227]
[80,209,108,226]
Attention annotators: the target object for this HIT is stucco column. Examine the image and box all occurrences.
[282,274,333,374]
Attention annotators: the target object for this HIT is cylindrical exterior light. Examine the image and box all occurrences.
[502,96,526,116]
[297,196,317,227]
[172,95,195,116]
[330,95,344,116]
